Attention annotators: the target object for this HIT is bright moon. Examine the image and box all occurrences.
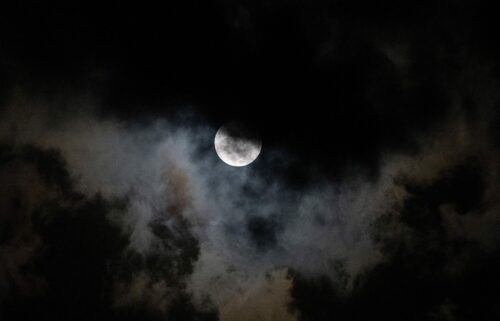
[214,122,262,167]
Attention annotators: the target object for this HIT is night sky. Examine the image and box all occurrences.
[1,1,500,321]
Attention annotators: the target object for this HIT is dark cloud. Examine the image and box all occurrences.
[0,144,217,321]
[246,215,280,251]
[2,91,500,320]
[291,228,499,320]
[289,145,500,321]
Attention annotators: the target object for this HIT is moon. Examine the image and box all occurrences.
[214,122,262,167]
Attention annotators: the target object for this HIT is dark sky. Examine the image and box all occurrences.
[1,1,500,321]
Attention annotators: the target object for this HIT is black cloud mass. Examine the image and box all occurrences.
[1,1,500,321]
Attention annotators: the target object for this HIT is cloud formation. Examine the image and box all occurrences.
[2,80,500,321]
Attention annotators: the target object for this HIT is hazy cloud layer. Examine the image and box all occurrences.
[1,85,500,321]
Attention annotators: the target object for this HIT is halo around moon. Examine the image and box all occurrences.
[214,122,262,167]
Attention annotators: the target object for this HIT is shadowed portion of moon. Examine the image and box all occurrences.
[214,122,262,167]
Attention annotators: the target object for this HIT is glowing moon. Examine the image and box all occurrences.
[214,122,262,167]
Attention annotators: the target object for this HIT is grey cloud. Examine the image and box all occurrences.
[2,88,500,318]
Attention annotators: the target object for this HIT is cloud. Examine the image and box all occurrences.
[0,95,389,315]
[2,83,500,320]
[0,145,73,304]
[219,269,297,321]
